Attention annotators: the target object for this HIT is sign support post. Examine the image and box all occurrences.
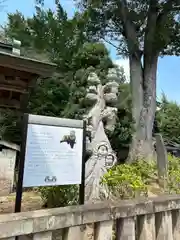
[79,120,86,205]
[15,113,28,213]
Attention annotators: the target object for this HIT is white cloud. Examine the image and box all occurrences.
[114,58,130,82]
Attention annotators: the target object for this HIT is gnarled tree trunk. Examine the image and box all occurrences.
[128,54,158,162]
[116,0,161,162]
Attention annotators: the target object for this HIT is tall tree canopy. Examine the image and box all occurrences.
[4,1,86,71]
[75,0,180,161]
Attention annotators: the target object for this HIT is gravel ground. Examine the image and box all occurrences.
[0,191,43,214]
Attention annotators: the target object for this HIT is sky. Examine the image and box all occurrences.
[1,0,180,103]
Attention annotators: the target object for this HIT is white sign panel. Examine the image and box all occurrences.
[23,124,83,187]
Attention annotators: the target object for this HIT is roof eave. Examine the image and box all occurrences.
[0,140,20,151]
[0,51,57,77]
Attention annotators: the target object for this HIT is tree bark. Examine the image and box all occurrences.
[128,54,158,162]
[116,0,159,162]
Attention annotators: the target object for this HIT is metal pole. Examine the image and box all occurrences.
[14,113,28,213]
[79,120,86,205]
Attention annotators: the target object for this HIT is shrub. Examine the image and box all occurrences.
[102,155,180,199]
[38,154,180,208]
[102,160,156,199]
[39,185,78,208]
[168,154,180,194]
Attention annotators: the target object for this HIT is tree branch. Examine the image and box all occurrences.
[101,37,119,50]
[116,0,141,59]
[157,0,174,25]
[154,0,177,53]
[144,0,158,60]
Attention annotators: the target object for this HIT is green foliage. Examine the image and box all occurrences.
[3,4,116,137]
[102,154,180,199]
[168,154,180,194]
[76,0,180,56]
[39,185,78,208]
[107,83,133,161]
[0,109,21,143]
[156,94,180,144]
[4,11,32,47]
[102,160,156,199]
[4,1,86,70]
[29,74,70,117]
[63,42,114,119]
[39,154,180,207]
[71,42,113,70]
[111,83,133,146]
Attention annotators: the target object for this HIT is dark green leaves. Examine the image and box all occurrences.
[75,0,180,56]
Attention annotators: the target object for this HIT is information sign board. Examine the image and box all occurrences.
[23,124,83,187]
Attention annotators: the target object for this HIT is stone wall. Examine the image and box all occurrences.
[1,194,180,239]
[0,148,16,196]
